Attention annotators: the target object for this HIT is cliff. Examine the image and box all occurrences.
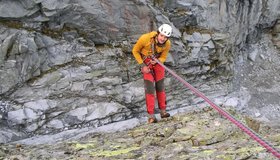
[0,0,279,151]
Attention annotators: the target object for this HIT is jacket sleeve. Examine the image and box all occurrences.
[158,41,171,63]
[132,35,145,64]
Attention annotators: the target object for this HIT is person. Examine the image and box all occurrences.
[132,24,172,123]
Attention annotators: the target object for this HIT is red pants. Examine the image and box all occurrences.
[143,58,166,115]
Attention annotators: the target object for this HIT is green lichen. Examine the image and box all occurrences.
[74,143,96,150]
[90,146,140,157]
[269,133,280,143]
[218,146,264,159]
[216,154,234,160]
[233,146,264,153]
[129,127,149,137]
[153,0,164,6]
[203,149,216,155]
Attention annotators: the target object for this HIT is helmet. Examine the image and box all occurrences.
[158,24,172,37]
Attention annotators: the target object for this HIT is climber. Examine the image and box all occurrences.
[132,24,172,123]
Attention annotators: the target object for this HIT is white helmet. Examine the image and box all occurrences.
[158,24,172,37]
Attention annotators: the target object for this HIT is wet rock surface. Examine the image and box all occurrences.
[1,107,279,160]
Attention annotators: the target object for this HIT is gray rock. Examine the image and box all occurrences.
[203,40,215,49]
[46,119,64,129]
[71,81,91,91]
[86,102,126,121]
[95,77,122,86]
[0,33,17,65]
[224,97,239,108]
[7,108,38,124]
[0,129,26,143]
[211,33,229,41]
[0,1,39,18]
[0,0,279,145]
[30,71,62,87]
[192,32,203,42]
[26,123,39,132]
[248,48,259,62]
[202,34,211,42]
[24,99,56,111]
[67,107,88,122]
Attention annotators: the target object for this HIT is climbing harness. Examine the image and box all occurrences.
[153,58,280,159]
[140,37,160,73]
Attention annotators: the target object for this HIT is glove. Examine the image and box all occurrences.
[150,59,157,65]
[141,65,150,74]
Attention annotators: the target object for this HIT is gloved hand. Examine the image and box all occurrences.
[141,65,150,74]
[150,59,157,65]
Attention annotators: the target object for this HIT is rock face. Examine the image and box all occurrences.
[0,0,279,144]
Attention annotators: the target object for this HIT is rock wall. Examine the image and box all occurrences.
[0,0,279,143]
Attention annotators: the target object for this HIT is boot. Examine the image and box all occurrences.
[160,111,170,118]
[148,114,157,123]
[148,117,157,123]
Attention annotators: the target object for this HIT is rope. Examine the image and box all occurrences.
[154,58,280,159]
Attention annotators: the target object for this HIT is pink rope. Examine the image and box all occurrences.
[155,59,280,159]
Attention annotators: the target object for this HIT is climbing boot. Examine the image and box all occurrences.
[160,112,170,118]
[148,117,157,123]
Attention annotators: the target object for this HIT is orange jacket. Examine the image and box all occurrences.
[132,31,171,64]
